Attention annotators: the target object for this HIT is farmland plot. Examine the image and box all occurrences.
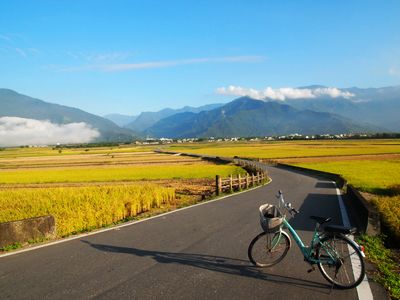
[0,147,245,242]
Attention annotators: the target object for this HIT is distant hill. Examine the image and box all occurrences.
[283,85,400,131]
[103,113,138,127]
[0,89,136,142]
[125,103,224,132]
[145,97,380,138]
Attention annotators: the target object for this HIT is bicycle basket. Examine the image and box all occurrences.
[259,204,283,233]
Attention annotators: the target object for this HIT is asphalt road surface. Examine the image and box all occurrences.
[0,166,382,299]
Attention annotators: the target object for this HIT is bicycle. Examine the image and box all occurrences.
[248,190,366,289]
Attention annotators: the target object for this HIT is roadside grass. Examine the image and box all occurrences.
[0,164,246,184]
[358,235,400,299]
[369,195,400,244]
[0,242,22,252]
[0,184,175,237]
[169,139,400,159]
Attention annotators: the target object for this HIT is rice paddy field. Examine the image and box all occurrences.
[0,184,176,237]
[0,146,245,243]
[169,139,400,159]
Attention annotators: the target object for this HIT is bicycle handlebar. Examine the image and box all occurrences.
[276,191,300,216]
[291,208,300,215]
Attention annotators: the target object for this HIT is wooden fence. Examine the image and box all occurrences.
[216,172,267,195]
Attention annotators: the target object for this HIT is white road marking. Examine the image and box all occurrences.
[335,185,373,300]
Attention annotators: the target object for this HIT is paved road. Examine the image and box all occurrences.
[0,166,374,299]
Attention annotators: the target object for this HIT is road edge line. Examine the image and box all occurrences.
[334,184,373,300]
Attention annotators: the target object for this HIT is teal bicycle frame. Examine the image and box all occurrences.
[278,218,338,265]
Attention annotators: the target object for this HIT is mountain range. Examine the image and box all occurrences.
[105,103,224,130]
[283,85,400,131]
[144,97,380,138]
[1,85,399,145]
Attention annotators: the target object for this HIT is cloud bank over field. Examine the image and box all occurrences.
[216,86,354,101]
[0,117,100,147]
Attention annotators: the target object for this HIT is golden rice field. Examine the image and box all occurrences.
[0,149,246,245]
[291,159,400,194]
[169,139,400,159]
[0,184,175,237]
[0,164,245,184]
[0,150,245,184]
[0,145,156,158]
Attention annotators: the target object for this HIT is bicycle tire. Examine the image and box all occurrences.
[248,230,291,267]
[317,234,365,289]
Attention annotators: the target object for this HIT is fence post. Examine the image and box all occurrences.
[252,173,255,186]
[216,175,221,196]
[229,175,233,193]
[257,172,260,184]
[238,174,241,190]
[246,173,249,189]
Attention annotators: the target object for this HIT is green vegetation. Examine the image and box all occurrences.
[0,184,175,237]
[358,235,400,299]
[0,242,22,252]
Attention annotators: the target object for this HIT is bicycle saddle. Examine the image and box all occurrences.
[310,215,332,224]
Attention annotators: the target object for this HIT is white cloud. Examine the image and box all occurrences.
[0,117,100,147]
[56,55,265,72]
[216,85,354,100]
[65,51,132,63]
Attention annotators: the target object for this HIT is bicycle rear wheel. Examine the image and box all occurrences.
[248,231,290,267]
[317,234,365,289]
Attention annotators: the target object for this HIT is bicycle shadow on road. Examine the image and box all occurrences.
[81,240,333,295]
[289,193,343,232]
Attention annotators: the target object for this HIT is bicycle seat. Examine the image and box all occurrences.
[324,225,357,234]
[310,216,332,224]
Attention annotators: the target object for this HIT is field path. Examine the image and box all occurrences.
[0,166,381,299]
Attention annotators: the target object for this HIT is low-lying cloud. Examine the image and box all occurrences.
[216,86,354,100]
[0,117,100,147]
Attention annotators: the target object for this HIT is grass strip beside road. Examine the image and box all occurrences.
[358,235,400,299]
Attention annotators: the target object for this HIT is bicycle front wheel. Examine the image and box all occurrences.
[317,234,365,289]
[248,231,291,267]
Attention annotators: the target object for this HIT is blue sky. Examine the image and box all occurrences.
[1,0,399,116]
